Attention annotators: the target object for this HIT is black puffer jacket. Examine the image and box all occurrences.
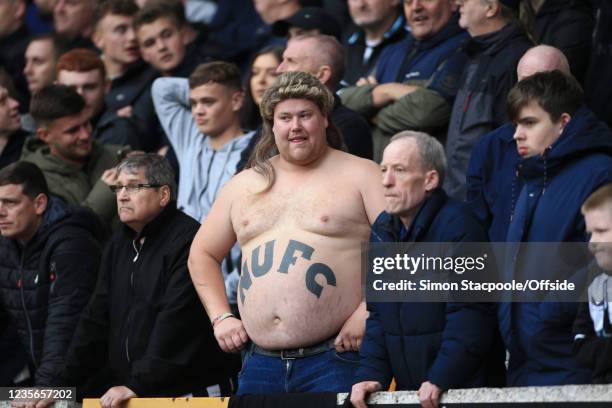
[0,197,103,385]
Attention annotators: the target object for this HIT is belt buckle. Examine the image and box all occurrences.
[280,348,304,360]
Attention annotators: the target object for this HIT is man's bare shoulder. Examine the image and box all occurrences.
[223,168,268,195]
[327,149,381,177]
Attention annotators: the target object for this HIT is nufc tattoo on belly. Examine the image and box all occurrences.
[239,239,337,304]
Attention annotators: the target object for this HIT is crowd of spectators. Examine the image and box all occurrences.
[1,0,612,407]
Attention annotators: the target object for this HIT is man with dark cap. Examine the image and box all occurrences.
[272,7,342,40]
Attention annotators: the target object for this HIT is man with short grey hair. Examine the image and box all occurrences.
[351,131,502,408]
[58,153,230,405]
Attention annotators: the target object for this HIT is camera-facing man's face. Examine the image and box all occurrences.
[0,184,46,244]
[114,167,169,233]
[136,17,185,75]
[38,109,93,166]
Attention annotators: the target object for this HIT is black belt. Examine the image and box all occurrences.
[250,338,336,360]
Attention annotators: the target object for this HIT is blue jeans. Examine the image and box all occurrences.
[237,346,359,395]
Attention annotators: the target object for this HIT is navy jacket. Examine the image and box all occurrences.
[498,106,612,386]
[374,16,468,101]
[356,189,503,390]
[466,122,520,242]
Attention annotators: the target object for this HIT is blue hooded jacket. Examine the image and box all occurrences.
[496,106,612,385]
[356,189,503,390]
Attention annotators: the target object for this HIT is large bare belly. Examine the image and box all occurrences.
[238,235,363,349]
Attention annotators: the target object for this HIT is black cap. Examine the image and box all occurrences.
[499,0,520,11]
[272,7,342,40]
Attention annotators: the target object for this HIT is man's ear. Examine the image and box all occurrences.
[560,112,571,128]
[449,0,458,13]
[232,90,245,112]
[15,0,26,20]
[424,170,440,192]
[104,78,111,93]
[33,193,48,216]
[484,0,501,18]
[159,185,171,207]
[92,28,104,50]
[36,127,50,143]
[316,65,333,87]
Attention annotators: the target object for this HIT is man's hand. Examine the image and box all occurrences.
[100,385,137,408]
[214,316,249,353]
[335,301,368,352]
[417,381,443,408]
[372,83,419,108]
[116,105,133,118]
[10,398,53,408]
[350,381,382,408]
[356,75,379,86]
[101,168,118,186]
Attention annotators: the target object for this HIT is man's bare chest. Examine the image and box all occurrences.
[232,183,365,246]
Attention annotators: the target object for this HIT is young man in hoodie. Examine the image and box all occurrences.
[21,84,126,227]
[0,161,101,389]
[152,61,255,312]
[500,70,612,386]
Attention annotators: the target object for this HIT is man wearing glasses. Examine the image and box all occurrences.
[55,154,230,407]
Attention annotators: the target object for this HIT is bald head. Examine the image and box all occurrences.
[517,45,571,81]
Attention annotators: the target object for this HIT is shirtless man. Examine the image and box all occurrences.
[188,71,385,394]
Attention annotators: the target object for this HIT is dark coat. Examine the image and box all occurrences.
[0,129,28,170]
[466,122,520,242]
[533,0,595,84]
[585,0,612,128]
[0,198,102,386]
[105,62,164,153]
[0,25,31,107]
[60,205,229,396]
[92,108,143,150]
[573,271,612,384]
[332,95,372,159]
[444,23,532,200]
[356,189,503,390]
[499,106,612,386]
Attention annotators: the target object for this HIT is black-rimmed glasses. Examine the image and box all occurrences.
[109,184,162,194]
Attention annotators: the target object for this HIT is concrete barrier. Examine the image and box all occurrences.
[338,384,612,407]
[3,385,612,407]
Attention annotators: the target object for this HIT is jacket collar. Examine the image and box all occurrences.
[348,14,406,45]
[464,22,526,57]
[375,189,448,242]
[519,106,612,181]
[411,14,465,52]
[124,201,179,241]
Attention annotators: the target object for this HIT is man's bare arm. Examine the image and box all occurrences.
[358,160,386,224]
[188,178,248,352]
